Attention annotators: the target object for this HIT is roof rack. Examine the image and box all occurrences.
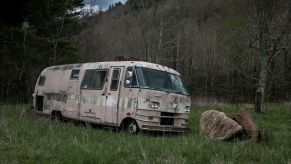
[114,56,143,61]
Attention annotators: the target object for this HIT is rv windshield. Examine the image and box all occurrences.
[136,67,188,95]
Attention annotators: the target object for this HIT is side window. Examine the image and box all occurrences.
[110,69,121,91]
[70,69,80,79]
[38,76,46,86]
[81,69,107,89]
[124,67,139,88]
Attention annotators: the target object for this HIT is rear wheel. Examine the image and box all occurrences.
[51,111,64,122]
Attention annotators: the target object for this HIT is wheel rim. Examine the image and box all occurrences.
[128,122,137,133]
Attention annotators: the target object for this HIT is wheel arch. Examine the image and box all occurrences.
[120,117,137,128]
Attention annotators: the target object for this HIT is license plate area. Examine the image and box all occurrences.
[160,112,174,125]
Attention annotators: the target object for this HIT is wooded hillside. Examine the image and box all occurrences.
[1,0,290,107]
[74,0,291,107]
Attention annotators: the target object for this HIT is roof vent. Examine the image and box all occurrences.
[114,56,143,61]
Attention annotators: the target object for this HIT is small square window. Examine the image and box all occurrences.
[110,69,121,91]
[70,69,80,79]
[38,76,46,86]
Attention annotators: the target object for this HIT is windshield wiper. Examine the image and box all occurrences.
[174,91,184,94]
[152,88,161,91]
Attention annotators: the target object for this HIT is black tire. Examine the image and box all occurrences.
[123,119,140,134]
[51,111,63,122]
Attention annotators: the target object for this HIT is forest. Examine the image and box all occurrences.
[0,0,291,112]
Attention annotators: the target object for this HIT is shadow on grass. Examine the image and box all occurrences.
[34,111,190,137]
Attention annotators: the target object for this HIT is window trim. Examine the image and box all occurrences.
[80,69,108,90]
[69,69,80,80]
[110,68,121,91]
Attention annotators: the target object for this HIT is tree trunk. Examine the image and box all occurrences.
[174,32,181,70]
[53,39,58,65]
[255,58,268,113]
[283,50,289,100]
[156,3,163,63]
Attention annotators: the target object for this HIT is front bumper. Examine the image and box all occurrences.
[142,124,190,133]
[135,109,190,133]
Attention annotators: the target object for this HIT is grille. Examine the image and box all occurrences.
[160,112,174,125]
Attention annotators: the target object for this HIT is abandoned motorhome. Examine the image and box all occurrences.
[33,59,191,133]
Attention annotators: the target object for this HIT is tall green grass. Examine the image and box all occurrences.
[0,104,290,163]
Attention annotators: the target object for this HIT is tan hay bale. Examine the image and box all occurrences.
[200,110,243,140]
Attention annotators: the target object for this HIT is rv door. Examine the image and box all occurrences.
[79,69,108,123]
[104,66,124,124]
[66,69,80,114]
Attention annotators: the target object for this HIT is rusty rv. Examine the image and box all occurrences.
[33,59,190,133]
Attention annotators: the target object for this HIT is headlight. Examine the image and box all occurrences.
[185,106,190,112]
[149,101,160,109]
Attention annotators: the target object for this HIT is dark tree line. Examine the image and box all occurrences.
[0,0,84,102]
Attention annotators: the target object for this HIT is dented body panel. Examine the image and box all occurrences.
[33,61,191,132]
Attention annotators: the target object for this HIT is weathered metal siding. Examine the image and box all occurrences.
[33,61,190,132]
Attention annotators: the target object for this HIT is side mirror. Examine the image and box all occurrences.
[127,71,133,78]
[125,79,131,85]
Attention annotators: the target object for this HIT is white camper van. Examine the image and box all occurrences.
[33,59,191,133]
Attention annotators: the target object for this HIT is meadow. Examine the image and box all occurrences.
[0,104,290,163]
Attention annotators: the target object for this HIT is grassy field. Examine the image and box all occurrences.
[0,104,290,163]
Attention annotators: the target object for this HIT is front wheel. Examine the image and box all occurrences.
[122,119,140,134]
